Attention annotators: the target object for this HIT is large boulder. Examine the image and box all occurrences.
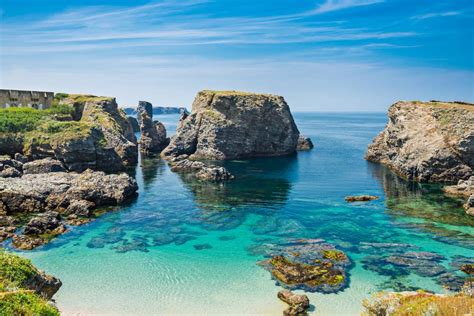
[23,158,65,174]
[0,170,138,215]
[162,90,300,160]
[366,101,474,182]
[137,101,170,154]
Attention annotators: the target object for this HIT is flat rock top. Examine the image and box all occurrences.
[397,100,474,112]
[200,90,278,98]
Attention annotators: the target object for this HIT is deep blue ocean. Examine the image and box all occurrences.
[16,112,474,315]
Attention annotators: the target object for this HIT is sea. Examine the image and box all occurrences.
[13,112,474,315]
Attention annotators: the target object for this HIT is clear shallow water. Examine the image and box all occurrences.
[13,113,474,315]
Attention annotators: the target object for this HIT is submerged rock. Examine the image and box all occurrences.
[162,90,300,160]
[137,101,170,154]
[345,195,379,202]
[277,290,310,316]
[366,101,474,182]
[256,239,351,293]
[169,158,234,182]
[296,135,314,151]
[444,176,474,215]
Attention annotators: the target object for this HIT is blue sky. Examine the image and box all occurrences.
[1,0,473,111]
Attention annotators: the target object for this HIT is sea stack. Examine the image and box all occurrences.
[137,101,169,154]
[366,101,474,182]
[162,90,300,160]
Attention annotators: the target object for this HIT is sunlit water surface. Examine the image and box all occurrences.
[13,113,474,315]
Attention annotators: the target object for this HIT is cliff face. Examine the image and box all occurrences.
[162,90,300,160]
[366,101,474,182]
[0,94,138,173]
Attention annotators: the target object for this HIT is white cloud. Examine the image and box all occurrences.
[411,11,462,20]
[312,0,384,14]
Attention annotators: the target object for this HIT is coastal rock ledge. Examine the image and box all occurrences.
[162,90,300,160]
[366,101,474,182]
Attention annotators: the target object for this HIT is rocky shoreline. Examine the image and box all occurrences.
[366,101,473,183]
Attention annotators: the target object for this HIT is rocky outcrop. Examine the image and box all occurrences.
[362,286,473,316]
[366,101,474,182]
[444,176,474,215]
[345,195,379,202]
[1,94,138,173]
[297,135,314,151]
[137,101,169,154]
[277,290,310,316]
[0,155,23,178]
[0,170,137,248]
[0,251,62,300]
[168,156,234,181]
[0,170,137,215]
[23,158,65,174]
[68,95,138,168]
[162,90,300,160]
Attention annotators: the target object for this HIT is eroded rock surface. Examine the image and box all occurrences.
[137,101,169,154]
[256,239,351,293]
[0,170,137,249]
[0,170,137,215]
[444,176,474,215]
[366,101,474,182]
[169,157,234,182]
[23,158,66,174]
[296,135,314,151]
[277,290,310,316]
[162,90,300,160]
[345,195,379,202]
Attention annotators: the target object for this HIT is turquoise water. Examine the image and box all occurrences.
[13,113,474,315]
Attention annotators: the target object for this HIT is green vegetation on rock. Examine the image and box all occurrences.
[0,251,60,316]
[0,105,73,133]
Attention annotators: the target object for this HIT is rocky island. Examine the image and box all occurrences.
[162,90,305,160]
[366,101,473,183]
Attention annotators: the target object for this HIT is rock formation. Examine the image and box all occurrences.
[444,176,474,215]
[0,169,138,249]
[128,116,140,133]
[277,290,310,316]
[0,251,62,315]
[257,239,351,293]
[366,101,473,183]
[137,101,169,154]
[168,155,234,181]
[0,94,138,173]
[0,170,137,215]
[345,195,379,202]
[297,135,314,151]
[162,90,300,160]
[23,157,66,174]
[362,284,473,316]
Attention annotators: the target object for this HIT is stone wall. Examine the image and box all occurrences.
[0,89,54,109]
